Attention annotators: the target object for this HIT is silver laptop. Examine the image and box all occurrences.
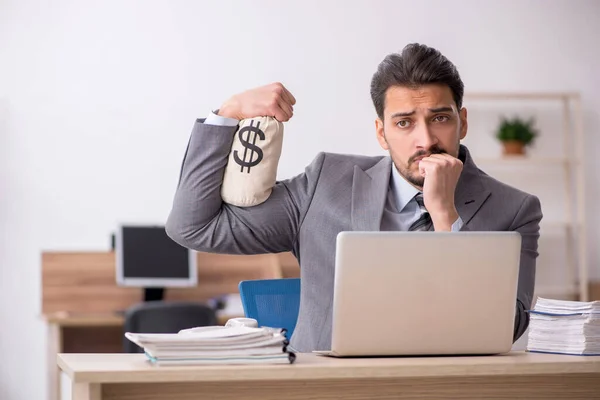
[317,231,521,357]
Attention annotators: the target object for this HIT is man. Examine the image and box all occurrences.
[166,43,542,352]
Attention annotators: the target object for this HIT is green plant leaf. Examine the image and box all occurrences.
[495,116,538,145]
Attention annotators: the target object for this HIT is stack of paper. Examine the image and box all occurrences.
[527,297,600,355]
[125,325,295,365]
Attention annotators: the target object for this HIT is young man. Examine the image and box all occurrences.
[166,43,542,352]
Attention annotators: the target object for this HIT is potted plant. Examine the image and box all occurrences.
[495,116,538,156]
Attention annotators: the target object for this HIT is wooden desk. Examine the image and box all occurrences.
[46,312,240,400]
[42,250,300,400]
[58,352,600,400]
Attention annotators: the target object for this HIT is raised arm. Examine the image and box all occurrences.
[166,83,325,255]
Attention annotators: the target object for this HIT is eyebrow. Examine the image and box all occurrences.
[390,106,454,119]
[429,106,454,113]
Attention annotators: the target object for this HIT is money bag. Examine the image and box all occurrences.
[221,116,284,207]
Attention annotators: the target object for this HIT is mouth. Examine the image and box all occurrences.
[409,146,447,166]
[412,155,427,165]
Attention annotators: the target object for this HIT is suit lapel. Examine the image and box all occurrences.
[455,146,491,227]
[351,157,391,231]
[349,147,490,231]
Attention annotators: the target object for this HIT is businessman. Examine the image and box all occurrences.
[166,43,542,352]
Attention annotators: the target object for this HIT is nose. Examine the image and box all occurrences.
[414,123,438,150]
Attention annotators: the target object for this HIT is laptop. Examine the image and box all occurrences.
[316,231,521,357]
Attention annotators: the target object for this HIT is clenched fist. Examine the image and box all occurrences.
[418,153,463,231]
[218,82,296,122]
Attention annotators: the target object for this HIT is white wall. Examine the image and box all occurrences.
[1,0,599,398]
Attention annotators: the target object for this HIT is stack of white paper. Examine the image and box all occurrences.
[125,325,295,365]
[527,297,600,356]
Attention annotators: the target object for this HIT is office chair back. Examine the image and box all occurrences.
[239,278,301,340]
[123,301,217,353]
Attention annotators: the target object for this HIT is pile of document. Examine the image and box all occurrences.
[527,297,600,355]
[125,324,295,365]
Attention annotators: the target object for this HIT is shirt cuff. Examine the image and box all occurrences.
[451,216,464,232]
[203,111,239,127]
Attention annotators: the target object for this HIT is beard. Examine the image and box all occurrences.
[396,144,447,188]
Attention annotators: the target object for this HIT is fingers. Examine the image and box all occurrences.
[420,157,448,170]
[423,154,463,167]
[267,103,287,122]
[266,99,291,122]
[282,86,296,105]
[418,158,444,177]
[235,82,296,121]
[418,158,432,176]
[426,154,453,162]
[262,96,288,122]
[278,99,294,121]
[419,154,463,178]
[271,82,296,106]
[428,153,460,161]
[269,82,295,121]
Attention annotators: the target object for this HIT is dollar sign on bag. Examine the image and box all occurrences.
[234,120,265,173]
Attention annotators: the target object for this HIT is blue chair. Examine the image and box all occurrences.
[239,278,301,340]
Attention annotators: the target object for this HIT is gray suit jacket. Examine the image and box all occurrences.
[166,120,543,352]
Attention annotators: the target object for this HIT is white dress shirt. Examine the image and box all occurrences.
[205,111,239,127]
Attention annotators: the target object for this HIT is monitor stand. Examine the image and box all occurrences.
[144,287,165,302]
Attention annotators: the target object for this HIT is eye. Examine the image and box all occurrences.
[396,120,411,128]
[433,115,449,123]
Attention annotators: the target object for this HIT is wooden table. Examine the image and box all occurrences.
[58,352,600,400]
[47,312,239,400]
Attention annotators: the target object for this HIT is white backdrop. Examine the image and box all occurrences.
[1,1,599,398]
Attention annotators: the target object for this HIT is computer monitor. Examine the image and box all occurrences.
[115,225,197,301]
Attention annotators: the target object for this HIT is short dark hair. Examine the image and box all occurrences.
[370,43,464,120]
